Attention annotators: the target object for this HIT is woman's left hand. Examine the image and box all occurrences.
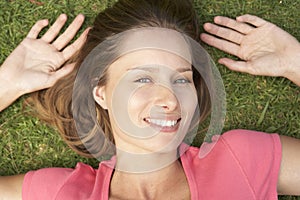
[0,14,89,95]
[200,14,300,86]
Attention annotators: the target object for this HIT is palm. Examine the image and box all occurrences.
[4,38,63,91]
[21,38,63,73]
[0,14,88,94]
[201,14,299,78]
[237,24,289,76]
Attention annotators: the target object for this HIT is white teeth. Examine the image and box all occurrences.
[145,118,178,127]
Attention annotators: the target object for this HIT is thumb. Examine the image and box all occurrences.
[48,63,76,86]
[219,58,255,75]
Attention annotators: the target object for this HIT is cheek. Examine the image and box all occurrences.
[175,87,198,113]
[127,87,154,121]
[128,85,198,121]
[109,81,153,127]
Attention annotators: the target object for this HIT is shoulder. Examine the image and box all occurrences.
[183,129,282,179]
[220,129,282,197]
[184,129,281,158]
[222,129,279,141]
[216,129,282,168]
[220,129,281,155]
[183,129,282,199]
[22,163,100,200]
[24,162,97,185]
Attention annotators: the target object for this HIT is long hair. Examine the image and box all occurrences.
[27,0,211,158]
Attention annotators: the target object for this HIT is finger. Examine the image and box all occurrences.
[52,14,85,51]
[218,58,257,75]
[27,19,49,39]
[203,22,244,44]
[214,16,254,35]
[41,14,68,43]
[200,33,240,57]
[236,14,267,27]
[62,27,90,60]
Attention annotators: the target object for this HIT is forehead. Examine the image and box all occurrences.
[108,49,192,73]
[93,28,194,79]
[118,27,192,62]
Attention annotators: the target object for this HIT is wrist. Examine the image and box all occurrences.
[0,65,25,111]
[0,66,24,98]
[283,42,300,86]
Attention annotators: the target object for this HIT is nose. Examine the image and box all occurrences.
[153,85,179,111]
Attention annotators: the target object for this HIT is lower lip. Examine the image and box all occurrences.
[144,120,180,133]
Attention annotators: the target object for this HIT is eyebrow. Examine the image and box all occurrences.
[128,65,192,73]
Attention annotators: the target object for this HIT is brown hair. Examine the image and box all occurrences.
[27,0,211,158]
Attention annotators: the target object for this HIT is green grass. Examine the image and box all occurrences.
[0,0,300,199]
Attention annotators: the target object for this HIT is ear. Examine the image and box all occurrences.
[93,86,108,110]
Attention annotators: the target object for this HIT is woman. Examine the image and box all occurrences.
[0,0,300,199]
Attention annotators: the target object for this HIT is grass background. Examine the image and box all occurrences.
[0,0,299,199]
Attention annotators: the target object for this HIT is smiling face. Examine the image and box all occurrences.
[94,49,198,154]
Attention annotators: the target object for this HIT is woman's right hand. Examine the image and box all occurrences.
[0,14,89,111]
[0,14,88,95]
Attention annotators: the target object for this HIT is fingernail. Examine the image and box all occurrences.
[236,16,241,21]
[199,33,204,40]
[60,14,67,20]
[214,16,220,23]
[218,59,226,65]
[42,19,49,25]
[203,23,212,30]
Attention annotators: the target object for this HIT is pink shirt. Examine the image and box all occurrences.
[22,129,281,199]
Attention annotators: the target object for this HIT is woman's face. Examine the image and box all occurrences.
[94,49,198,154]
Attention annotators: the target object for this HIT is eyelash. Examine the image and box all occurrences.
[174,78,191,84]
[134,77,153,83]
[134,77,191,84]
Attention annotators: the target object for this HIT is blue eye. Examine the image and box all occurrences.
[135,78,152,83]
[174,78,191,84]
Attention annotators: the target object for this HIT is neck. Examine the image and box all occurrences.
[110,159,188,199]
[115,148,179,173]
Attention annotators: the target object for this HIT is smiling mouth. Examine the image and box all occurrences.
[143,118,181,132]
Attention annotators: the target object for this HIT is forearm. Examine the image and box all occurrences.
[0,67,23,112]
[0,175,24,199]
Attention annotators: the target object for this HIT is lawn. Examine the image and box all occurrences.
[0,0,300,199]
